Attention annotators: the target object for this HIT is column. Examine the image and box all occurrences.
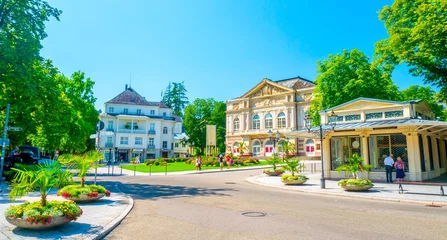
[241,113,245,131]
[272,110,277,129]
[322,137,331,177]
[407,133,422,181]
[422,134,431,175]
[432,137,440,174]
[291,107,296,129]
[259,112,265,130]
[361,134,369,166]
[229,116,233,132]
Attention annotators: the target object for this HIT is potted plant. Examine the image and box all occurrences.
[281,158,309,185]
[263,155,285,176]
[336,154,374,191]
[5,162,82,229]
[133,125,139,129]
[57,150,111,202]
[124,124,130,129]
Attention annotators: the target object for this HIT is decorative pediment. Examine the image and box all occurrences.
[333,99,404,112]
[241,79,293,99]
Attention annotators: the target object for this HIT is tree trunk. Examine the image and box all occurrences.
[81,177,85,187]
[41,193,47,207]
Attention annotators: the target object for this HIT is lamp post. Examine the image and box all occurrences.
[305,110,338,189]
[268,130,281,156]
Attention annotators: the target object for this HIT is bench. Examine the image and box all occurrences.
[397,182,446,196]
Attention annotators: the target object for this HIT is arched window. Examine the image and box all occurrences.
[233,142,239,153]
[278,112,286,128]
[264,113,273,129]
[233,118,240,131]
[252,115,260,130]
[163,127,168,134]
[253,140,261,156]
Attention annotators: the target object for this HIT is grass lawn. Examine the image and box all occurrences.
[120,161,271,173]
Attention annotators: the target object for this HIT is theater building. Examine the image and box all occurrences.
[287,98,447,181]
[225,76,319,158]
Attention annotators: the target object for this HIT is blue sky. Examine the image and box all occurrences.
[42,0,424,111]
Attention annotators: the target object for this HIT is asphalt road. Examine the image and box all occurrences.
[101,169,447,240]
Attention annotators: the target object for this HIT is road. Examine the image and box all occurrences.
[101,169,447,240]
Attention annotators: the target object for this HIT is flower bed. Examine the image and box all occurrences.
[281,174,308,185]
[57,185,111,203]
[263,168,284,176]
[5,200,82,229]
[338,178,374,191]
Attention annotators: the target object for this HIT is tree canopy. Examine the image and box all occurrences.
[375,0,447,101]
[183,99,226,155]
[162,81,189,117]
[401,85,446,120]
[310,49,400,125]
[0,0,97,153]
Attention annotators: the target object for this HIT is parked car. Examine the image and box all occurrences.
[2,146,55,180]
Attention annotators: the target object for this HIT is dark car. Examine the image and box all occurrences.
[2,146,41,181]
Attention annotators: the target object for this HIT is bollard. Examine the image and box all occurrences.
[120,165,123,175]
[94,168,97,185]
[112,164,114,176]
[108,165,110,175]
[148,165,152,176]
[134,165,136,176]
[165,164,167,175]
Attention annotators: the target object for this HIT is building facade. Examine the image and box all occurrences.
[226,77,319,158]
[99,86,183,162]
[288,97,447,181]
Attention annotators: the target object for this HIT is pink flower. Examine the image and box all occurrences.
[61,192,72,198]
[88,192,99,198]
[105,190,111,197]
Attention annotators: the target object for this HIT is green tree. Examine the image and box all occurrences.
[401,85,446,120]
[162,81,189,117]
[183,99,226,154]
[310,49,400,125]
[375,0,447,101]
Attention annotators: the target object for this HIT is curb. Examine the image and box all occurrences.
[83,183,134,240]
[246,176,447,207]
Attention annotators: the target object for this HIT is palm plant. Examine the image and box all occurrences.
[266,154,280,170]
[59,150,103,187]
[282,158,304,176]
[238,142,248,155]
[335,154,371,179]
[281,141,296,156]
[9,162,73,207]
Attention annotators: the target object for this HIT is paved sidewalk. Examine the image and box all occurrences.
[0,184,133,240]
[248,173,447,206]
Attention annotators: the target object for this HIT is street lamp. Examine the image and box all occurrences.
[304,110,338,189]
[268,129,281,155]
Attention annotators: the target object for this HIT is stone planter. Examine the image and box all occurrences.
[66,193,105,203]
[6,216,71,230]
[281,179,308,185]
[340,185,373,191]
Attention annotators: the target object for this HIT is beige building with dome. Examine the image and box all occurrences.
[225,76,319,158]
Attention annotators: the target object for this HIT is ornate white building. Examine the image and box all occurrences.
[226,76,319,158]
[99,85,183,162]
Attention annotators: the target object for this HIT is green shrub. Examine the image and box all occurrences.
[338,178,373,187]
[57,184,109,198]
[281,174,308,181]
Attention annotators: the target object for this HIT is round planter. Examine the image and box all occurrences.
[281,179,308,185]
[66,193,105,203]
[6,216,71,230]
[264,171,283,176]
[340,185,373,191]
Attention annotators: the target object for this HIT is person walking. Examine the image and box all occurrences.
[136,155,140,164]
[219,154,224,170]
[225,155,231,169]
[394,157,406,182]
[195,156,202,171]
[384,154,394,183]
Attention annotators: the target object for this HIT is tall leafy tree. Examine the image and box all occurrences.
[375,0,447,101]
[162,81,189,117]
[183,99,226,155]
[310,49,400,125]
[401,85,445,120]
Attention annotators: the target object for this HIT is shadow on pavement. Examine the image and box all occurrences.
[99,181,235,201]
[12,222,100,239]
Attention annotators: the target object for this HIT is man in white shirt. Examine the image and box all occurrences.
[384,154,394,183]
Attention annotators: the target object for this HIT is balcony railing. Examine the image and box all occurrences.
[148,130,156,134]
[105,128,114,132]
[147,144,155,149]
[117,129,147,134]
[105,143,113,148]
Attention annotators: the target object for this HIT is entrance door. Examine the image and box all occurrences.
[265,140,274,157]
[162,151,168,158]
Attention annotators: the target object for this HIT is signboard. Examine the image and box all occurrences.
[8,126,22,132]
[206,125,216,146]
[96,121,105,131]
[0,138,10,146]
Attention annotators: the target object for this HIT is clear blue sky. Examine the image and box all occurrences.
[42,0,424,111]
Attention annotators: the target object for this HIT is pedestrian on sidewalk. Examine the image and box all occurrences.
[394,157,405,182]
[195,156,202,171]
[219,154,224,170]
[384,154,394,183]
[225,155,231,169]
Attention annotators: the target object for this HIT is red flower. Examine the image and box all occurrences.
[88,192,99,198]
[105,190,111,197]
[61,192,72,198]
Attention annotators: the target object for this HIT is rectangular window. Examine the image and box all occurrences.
[252,119,260,130]
[419,134,426,172]
[136,109,141,115]
[106,136,112,144]
[108,107,114,113]
[182,143,186,148]
[336,116,344,122]
[366,112,383,120]
[234,120,240,131]
[369,134,407,171]
[171,143,174,150]
[345,115,361,121]
[107,121,113,130]
[265,119,272,129]
[163,112,167,117]
[150,123,155,130]
[148,138,154,145]
[150,110,155,115]
[428,136,434,171]
[330,136,362,170]
[385,110,404,118]
[124,108,128,114]
[135,137,143,145]
[278,117,286,128]
[175,143,179,148]
[163,141,167,149]
[120,137,128,145]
